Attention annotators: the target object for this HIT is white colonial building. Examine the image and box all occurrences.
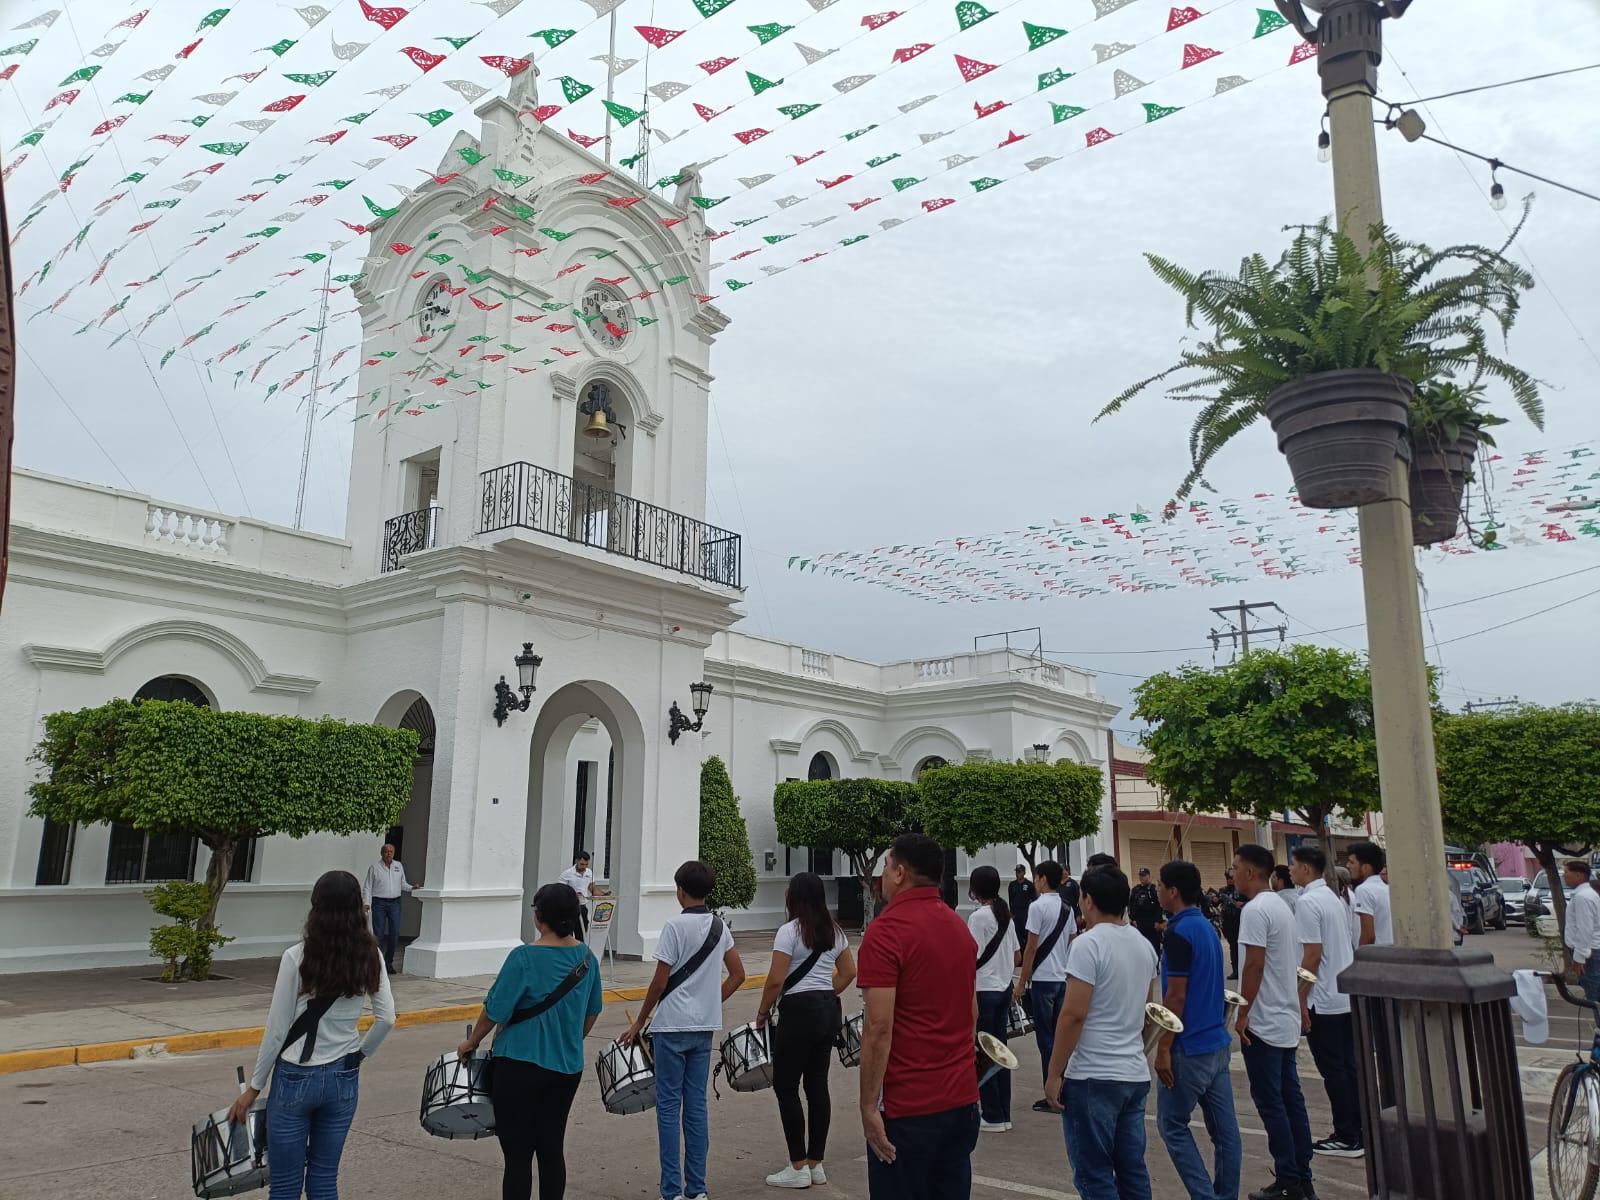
[0,70,1117,976]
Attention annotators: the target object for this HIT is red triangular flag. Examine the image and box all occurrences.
[893,43,931,62]
[699,57,737,74]
[1181,42,1220,68]
[400,46,445,72]
[361,0,408,30]
[480,55,531,76]
[1167,5,1202,29]
[636,25,683,47]
[734,128,769,144]
[954,54,996,81]
[262,94,306,112]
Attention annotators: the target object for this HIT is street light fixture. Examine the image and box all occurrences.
[667,681,713,744]
[492,642,542,726]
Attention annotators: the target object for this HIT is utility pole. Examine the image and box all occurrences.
[1208,599,1288,658]
[293,253,333,530]
[1462,696,1519,714]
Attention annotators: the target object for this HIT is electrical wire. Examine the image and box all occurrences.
[17,343,137,491]
[1430,585,1600,649]
[1396,129,1600,206]
[1403,63,1600,106]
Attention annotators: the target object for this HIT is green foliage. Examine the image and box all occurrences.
[1410,381,1507,449]
[147,881,232,981]
[698,756,757,913]
[1097,217,1542,499]
[773,777,921,884]
[918,759,1102,863]
[1132,645,1380,836]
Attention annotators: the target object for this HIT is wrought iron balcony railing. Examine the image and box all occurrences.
[478,461,742,589]
[381,504,442,572]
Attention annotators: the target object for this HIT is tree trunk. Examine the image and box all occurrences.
[1310,807,1340,889]
[1532,841,1567,947]
[199,834,235,932]
[854,851,883,930]
[1018,843,1038,871]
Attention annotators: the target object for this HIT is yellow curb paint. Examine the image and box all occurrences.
[0,973,769,1076]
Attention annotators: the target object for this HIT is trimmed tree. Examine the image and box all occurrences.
[1436,703,1600,943]
[29,699,418,971]
[1133,644,1381,874]
[698,755,757,913]
[773,777,921,922]
[918,759,1103,868]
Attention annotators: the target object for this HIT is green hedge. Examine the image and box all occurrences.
[773,777,922,883]
[918,759,1103,859]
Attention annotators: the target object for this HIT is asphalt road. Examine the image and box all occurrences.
[0,928,1572,1200]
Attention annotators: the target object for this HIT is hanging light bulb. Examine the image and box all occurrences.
[1488,159,1507,211]
[1317,129,1332,164]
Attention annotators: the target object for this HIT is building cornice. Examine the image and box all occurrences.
[24,618,322,696]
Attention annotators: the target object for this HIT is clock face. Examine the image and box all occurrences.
[581,284,631,350]
[418,278,453,341]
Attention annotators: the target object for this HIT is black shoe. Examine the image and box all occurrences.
[1248,1180,1311,1200]
[1031,1098,1053,1113]
[1312,1136,1363,1158]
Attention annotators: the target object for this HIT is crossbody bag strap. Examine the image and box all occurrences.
[1033,904,1072,967]
[501,954,592,1031]
[975,918,1009,970]
[662,915,725,999]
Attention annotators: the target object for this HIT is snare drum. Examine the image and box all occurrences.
[835,1011,864,1067]
[191,1102,268,1198]
[419,1048,495,1139]
[597,1037,656,1114]
[717,1021,775,1093]
[1006,1001,1034,1038]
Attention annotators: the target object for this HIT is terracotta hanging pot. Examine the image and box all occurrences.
[1263,369,1413,509]
[1408,431,1480,547]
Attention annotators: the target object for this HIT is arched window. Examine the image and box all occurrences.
[792,752,836,877]
[105,677,211,884]
[807,752,835,782]
[913,755,947,780]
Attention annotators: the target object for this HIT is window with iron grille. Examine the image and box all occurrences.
[35,819,75,886]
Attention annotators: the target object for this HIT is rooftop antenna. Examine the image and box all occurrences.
[293,251,333,530]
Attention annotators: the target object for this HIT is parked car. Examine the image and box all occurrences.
[1452,865,1506,933]
[1494,877,1528,925]
[1523,870,1576,920]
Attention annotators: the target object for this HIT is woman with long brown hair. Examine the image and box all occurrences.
[754,871,856,1189]
[228,870,395,1199]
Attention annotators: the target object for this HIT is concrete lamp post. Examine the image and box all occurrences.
[1272,3,1533,1197]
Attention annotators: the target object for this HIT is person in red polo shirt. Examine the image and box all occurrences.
[856,833,980,1200]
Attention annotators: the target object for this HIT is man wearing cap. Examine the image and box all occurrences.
[1129,868,1165,956]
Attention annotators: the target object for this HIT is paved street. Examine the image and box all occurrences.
[0,928,1579,1199]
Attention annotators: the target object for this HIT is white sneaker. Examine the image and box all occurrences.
[980,1119,1008,1132]
[809,1165,827,1186]
[765,1167,810,1189]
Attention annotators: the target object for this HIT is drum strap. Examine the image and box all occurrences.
[975,918,1009,970]
[281,994,340,1065]
[781,943,827,995]
[502,955,592,1030]
[1033,903,1071,970]
[662,915,725,999]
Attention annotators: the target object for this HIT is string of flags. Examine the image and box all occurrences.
[787,445,1600,604]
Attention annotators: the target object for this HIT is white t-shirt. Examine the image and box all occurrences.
[968,904,1020,994]
[1063,922,1158,1082]
[558,865,595,898]
[1025,892,1077,984]
[1352,876,1394,947]
[1239,890,1301,1050]
[651,911,736,1033]
[1294,879,1353,1016]
[773,919,847,996]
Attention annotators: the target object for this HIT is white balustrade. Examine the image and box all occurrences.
[801,649,833,677]
[914,657,956,680]
[144,504,232,554]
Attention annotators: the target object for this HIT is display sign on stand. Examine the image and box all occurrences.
[586,897,617,983]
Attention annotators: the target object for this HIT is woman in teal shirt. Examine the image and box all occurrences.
[459,883,604,1200]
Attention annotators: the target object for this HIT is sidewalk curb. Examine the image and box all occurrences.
[0,975,768,1077]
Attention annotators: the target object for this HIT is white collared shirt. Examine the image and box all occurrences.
[1294,878,1353,1015]
[1351,876,1393,947]
[1566,884,1600,964]
[558,865,595,898]
[362,859,412,905]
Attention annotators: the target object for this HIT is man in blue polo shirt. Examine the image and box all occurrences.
[1154,859,1242,1200]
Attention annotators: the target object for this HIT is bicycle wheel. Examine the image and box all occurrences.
[1549,1063,1600,1200]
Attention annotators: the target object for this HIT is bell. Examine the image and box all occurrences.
[582,408,612,440]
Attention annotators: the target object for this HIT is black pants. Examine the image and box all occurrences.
[773,991,839,1162]
[866,1103,979,1200]
[1307,1010,1363,1146]
[1225,933,1240,978]
[488,1057,583,1200]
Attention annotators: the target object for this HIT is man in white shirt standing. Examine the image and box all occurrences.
[559,850,598,936]
[362,843,418,975]
[1345,842,1392,947]
[1290,846,1363,1160]
[1564,860,1600,1029]
[1235,844,1315,1200]
[1018,860,1077,1114]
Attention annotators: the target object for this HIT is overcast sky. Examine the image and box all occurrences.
[5,0,1598,728]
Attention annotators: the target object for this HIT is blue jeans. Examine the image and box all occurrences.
[1029,981,1066,1086]
[370,896,401,970]
[865,1103,978,1200]
[653,1030,713,1199]
[976,991,1012,1123]
[1158,1044,1242,1200]
[1061,1078,1152,1200]
[266,1056,360,1200]
[1582,958,1600,1032]
[1241,1040,1313,1186]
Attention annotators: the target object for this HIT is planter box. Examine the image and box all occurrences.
[1265,369,1412,509]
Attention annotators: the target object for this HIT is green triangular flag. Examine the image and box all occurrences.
[762,233,793,244]
[18,128,46,146]
[539,227,572,241]
[663,274,690,285]
[424,251,452,264]
[1142,102,1182,122]
[437,34,474,49]
[263,38,296,56]
[746,71,782,94]
[843,124,877,140]
[692,0,734,16]
[122,171,146,183]
[116,91,150,105]
[601,99,644,126]
[494,167,532,187]
[620,150,646,168]
[462,266,489,283]
[891,177,921,192]
[970,177,1002,191]
[726,279,750,290]
[866,153,900,168]
[776,102,818,119]
[318,178,352,189]
[59,65,102,85]
[302,252,327,263]
[415,108,453,127]
[187,114,212,127]
[840,235,868,247]
[200,140,249,155]
[364,195,400,220]
[246,226,280,238]
[637,316,659,327]
[197,8,230,30]
[1050,103,1086,122]
[1,39,38,56]
[458,146,486,165]
[691,195,726,209]
[1023,21,1067,49]
[1254,8,1288,37]
[285,70,336,87]
[534,27,574,47]
[559,76,593,103]
[748,21,792,43]
[955,1,993,30]
[1038,67,1072,90]
[343,112,372,125]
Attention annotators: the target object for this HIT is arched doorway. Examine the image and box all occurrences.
[526,681,645,947]
[376,692,436,944]
[913,756,959,908]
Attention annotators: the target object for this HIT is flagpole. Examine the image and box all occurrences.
[293,252,333,530]
[603,7,617,164]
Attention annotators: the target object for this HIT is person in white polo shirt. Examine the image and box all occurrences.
[558,851,598,936]
[1290,845,1362,1160]
[1345,842,1392,947]
[1564,860,1600,1030]
[1018,860,1077,1114]
[361,843,419,975]
[1235,844,1315,1200]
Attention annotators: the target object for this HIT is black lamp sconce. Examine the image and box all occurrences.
[1033,743,1050,759]
[667,680,713,744]
[492,642,543,727]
